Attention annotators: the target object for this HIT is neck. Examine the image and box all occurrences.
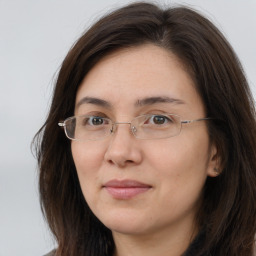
[112,221,198,256]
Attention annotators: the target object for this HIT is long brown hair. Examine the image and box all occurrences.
[34,2,256,255]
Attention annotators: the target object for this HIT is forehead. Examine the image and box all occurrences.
[75,44,204,115]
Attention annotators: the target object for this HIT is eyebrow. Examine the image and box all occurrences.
[76,96,112,109]
[135,96,185,107]
[76,96,185,110]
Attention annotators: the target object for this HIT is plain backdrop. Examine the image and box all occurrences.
[0,0,255,255]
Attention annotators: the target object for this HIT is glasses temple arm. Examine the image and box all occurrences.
[181,117,212,124]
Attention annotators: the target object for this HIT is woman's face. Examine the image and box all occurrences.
[72,44,217,238]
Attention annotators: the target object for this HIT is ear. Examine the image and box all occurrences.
[207,143,221,177]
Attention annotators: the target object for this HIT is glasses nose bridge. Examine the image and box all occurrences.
[112,121,132,131]
[111,121,137,136]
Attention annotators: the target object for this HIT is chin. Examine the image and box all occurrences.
[97,210,150,235]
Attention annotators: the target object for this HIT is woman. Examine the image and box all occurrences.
[35,2,256,256]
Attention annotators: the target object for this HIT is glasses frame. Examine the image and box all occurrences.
[58,114,212,141]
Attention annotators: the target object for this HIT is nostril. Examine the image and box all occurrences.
[108,159,115,165]
[108,158,134,167]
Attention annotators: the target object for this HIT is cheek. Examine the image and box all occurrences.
[144,132,211,189]
[146,137,210,213]
[71,141,106,191]
[72,141,104,168]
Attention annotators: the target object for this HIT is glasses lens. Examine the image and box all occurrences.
[132,114,181,139]
[64,116,112,140]
[64,117,76,139]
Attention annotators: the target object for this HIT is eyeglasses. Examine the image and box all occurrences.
[58,113,211,141]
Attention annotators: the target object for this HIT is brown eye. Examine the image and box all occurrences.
[81,116,106,126]
[91,117,104,125]
[143,115,173,126]
[152,115,166,125]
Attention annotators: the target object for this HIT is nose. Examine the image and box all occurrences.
[104,123,143,168]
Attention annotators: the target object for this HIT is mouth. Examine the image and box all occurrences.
[103,179,152,200]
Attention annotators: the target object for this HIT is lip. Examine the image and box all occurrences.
[103,179,152,199]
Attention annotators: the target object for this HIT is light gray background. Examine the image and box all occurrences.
[1,0,255,255]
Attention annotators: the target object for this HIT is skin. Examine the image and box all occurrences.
[71,44,218,256]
